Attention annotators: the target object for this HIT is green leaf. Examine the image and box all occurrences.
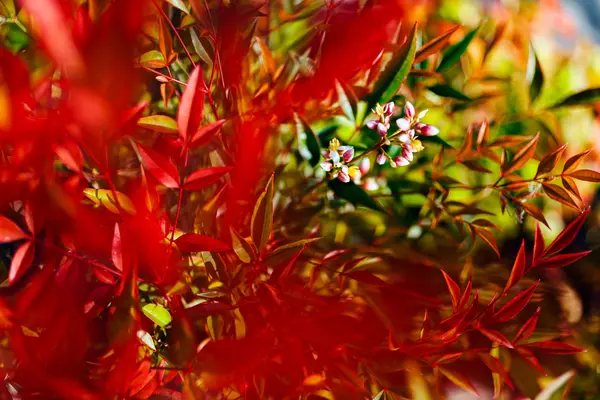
[137,115,179,135]
[527,44,544,104]
[230,228,256,263]
[328,180,385,213]
[251,175,275,253]
[335,80,359,123]
[167,0,189,14]
[428,84,471,101]
[190,29,213,67]
[368,23,418,109]
[549,88,600,109]
[436,25,480,73]
[142,303,172,327]
[296,115,321,167]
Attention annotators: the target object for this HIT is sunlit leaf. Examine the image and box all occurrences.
[178,66,206,141]
[535,144,566,178]
[441,271,460,311]
[137,143,180,189]
[0,215,27,243]
[567,169,600,182]
[438,367,478,397]
[183,166,232,191]
[563,149,591,174]
[8,240,34,285]
[137,115,179,135]
[522,202,549,228]
[189,119,227,147]
[478,327,514,348]
[142,303,172,327]
[230,229,256,263]
[534,251,591,269]
[542,183,580,210]
[83,189,136,215]
[335,80,359,123]
[502,132,539,176]
[167,0,189,14]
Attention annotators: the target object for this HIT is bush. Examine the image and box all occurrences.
[0,0,599,398]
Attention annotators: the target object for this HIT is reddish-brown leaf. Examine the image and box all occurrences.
[475,227,500,257]
[137,143,180,189]
[513,307,540,344]
[561,176,581,201]
[504,239,527,292]
[9,241,34,285]
[567,169,600,182]
[0,215,27,243]
[438,367,479,397]
[175,234,230,253]
[563,149,591,174]
[533,223,544,263]
[516,348,546,375]
[178,66,206,141]
[414,25,460,64]
[185,301,234,319]
[183,166,233,191]
[494,280,539,322]
[478,327,514,348]
[542,183,580,210]
[189,119,227,148]
[521,202,549,228]
[523,340,585,355]
[535,144,566,177]
[542,207,590,257]
[458,279,472,310]
[344,270,388,286]
[534,251,591,269]
[479,353,514,390]
[502,132,539,176]
[441,270,461,311]
[489,135,532,148]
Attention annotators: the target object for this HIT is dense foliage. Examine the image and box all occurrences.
[1,0,600,398]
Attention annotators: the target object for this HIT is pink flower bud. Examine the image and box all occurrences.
[359,158,370,175]
[394,156,410,167]
[376,153,387,165]
[396,117,410,131]
[402,145,413,161]
[338,171,350,183]
[363,178,379,191]
[382,102,395,116]
[377,123,388,137]
[419,124,439,136]
[341,147,354,163]
[404,101,415,118]
[366,120,378,130]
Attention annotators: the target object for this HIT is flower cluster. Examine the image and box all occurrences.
[320,139,360,183]
[367,101,439,168]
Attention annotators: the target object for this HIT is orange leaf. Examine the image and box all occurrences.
[535,144,566,177]
[542,207,590,257]
[521,202,549,228]
[561,176,581,201]
[177,66,206,141]
[414,25,460,64]
[567,169,600,182]
[563,149,591,174]
[475,227,500,258]
[542,183,580,210]
[502,132,539,176]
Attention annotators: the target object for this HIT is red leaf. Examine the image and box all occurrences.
[112,223,123,272]
[21,0,84,77]
[9,241,34,285]
[183,166,233,191]
[457,278,472,310]
[0,215,27,243]
[523,340,585,355]
[441,270,460,311]
[522,202,549,228]
[137,143,180,189]
[502,132,539,176]
[54,141,84,172]
[533,251,591,269]
[438,367,479,397]
[344,270,388,286]
[185,301,234,319]
[504,239,526,292]
[478,327,514,348]
[513,307,540,344]
[542,207,590,257]
[516,348,546,375]
[567,169,600,182]
[177,66,206,141]
[175,234,230,253]
[533,223,544,263]
[479,354,514,390]
[493,280,539,323]
[535,144,566,178]
[189,119,227,148]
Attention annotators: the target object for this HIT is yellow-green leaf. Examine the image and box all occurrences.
[83,189,136,215]
[137,115,178,135]
[142,303,172,327]
[251,175,274,253]
[230,228,256,263]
